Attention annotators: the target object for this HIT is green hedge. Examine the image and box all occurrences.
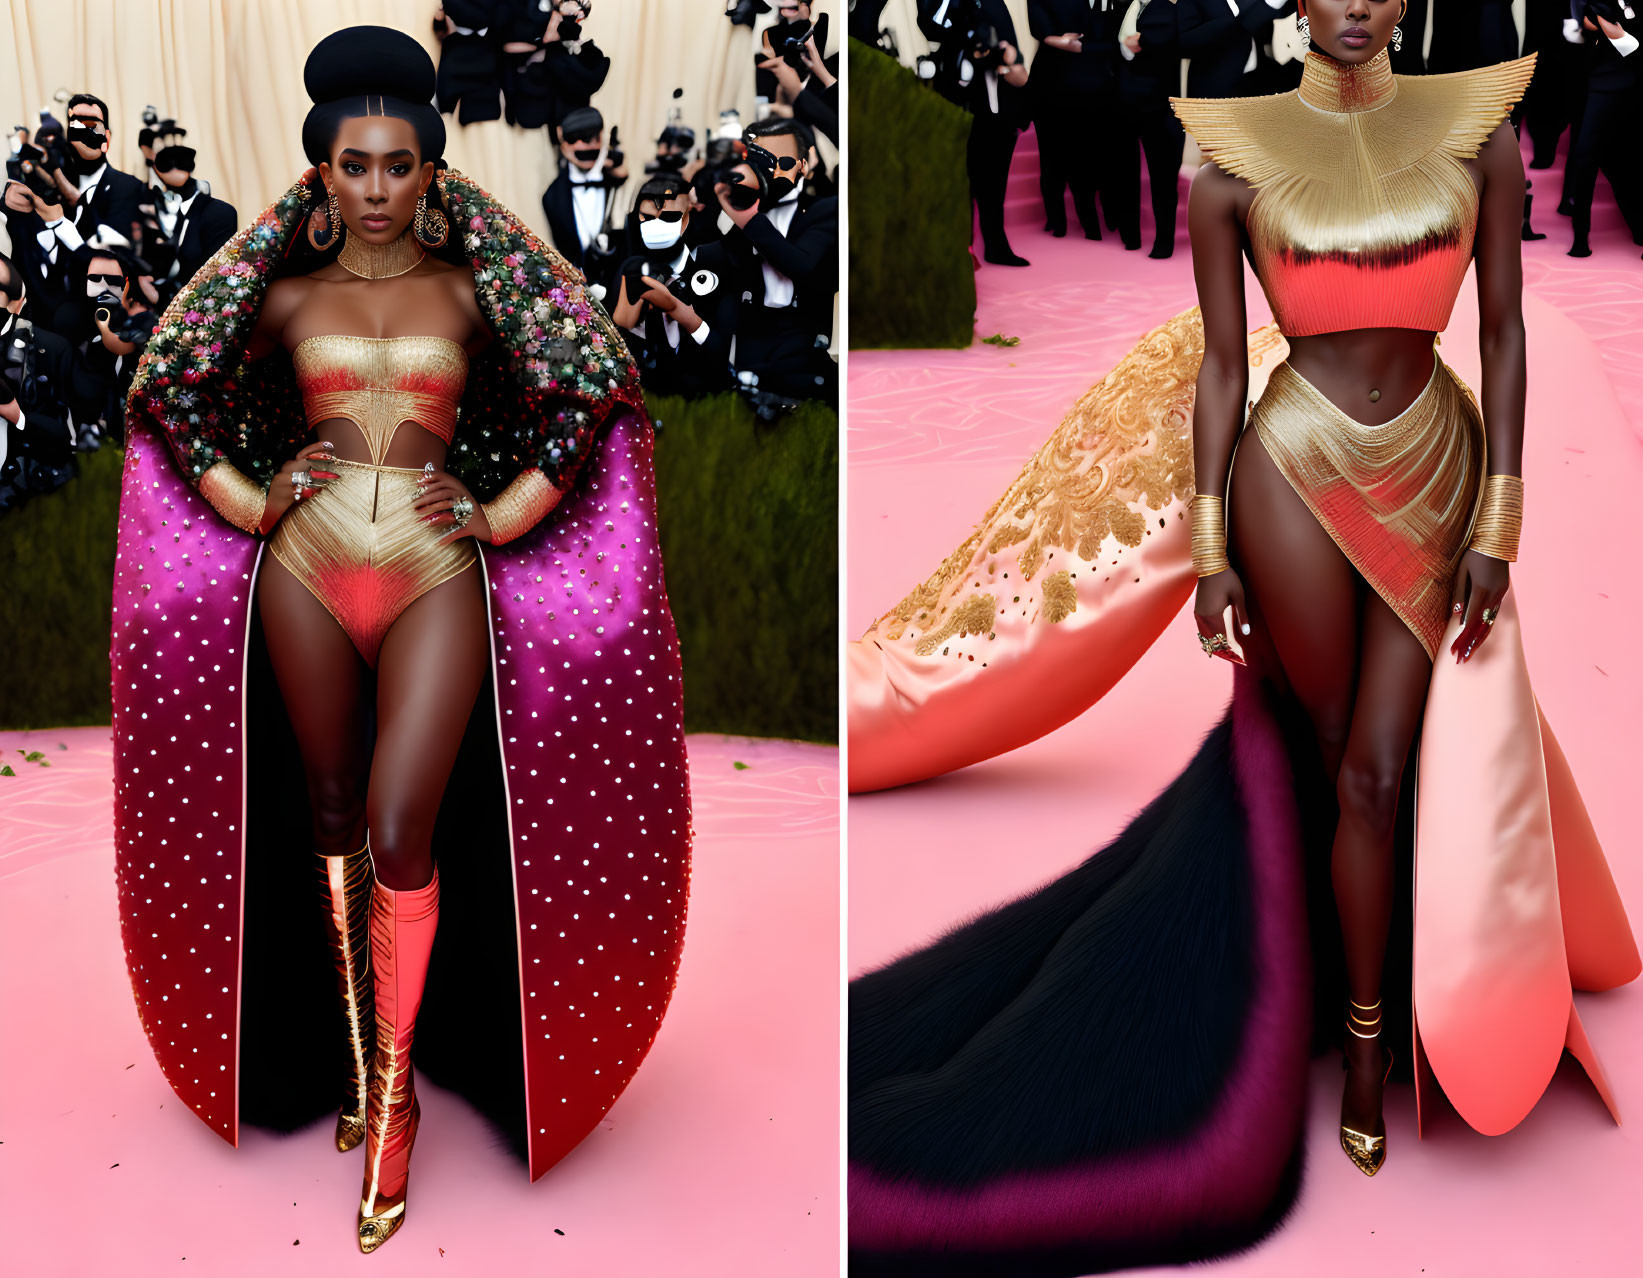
[0,393,837,743]
[649,391,837,745]
[848,38,977,350]
[0,445,123,731]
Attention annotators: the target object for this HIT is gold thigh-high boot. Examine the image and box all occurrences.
[357,861,440,1254]
[316,841,375,1152]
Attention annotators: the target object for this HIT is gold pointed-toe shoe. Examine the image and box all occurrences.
[1340,996,1393,1177]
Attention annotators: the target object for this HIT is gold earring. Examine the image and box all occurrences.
[413,189,449,249]
[307,184,342,250]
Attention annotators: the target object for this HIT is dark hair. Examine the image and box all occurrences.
[300,26,445,168]
[743,115,815,155]
[636,174,690,208]
[67,92,111,129]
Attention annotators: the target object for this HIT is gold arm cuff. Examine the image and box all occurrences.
[1190,493,1231,577]
[198,461,269,535]
[481,469,563,545]
[1468,473,1523,561]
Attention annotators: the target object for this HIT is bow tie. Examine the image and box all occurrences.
[162,189,186,210]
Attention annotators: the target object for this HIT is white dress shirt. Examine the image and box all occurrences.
[37,160,108,262]
[758,186,803,309]
[567,167,607,249]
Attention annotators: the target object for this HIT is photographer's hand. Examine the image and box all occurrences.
[3,181,33,215]
[29,189,65,224]
[805,35,836,88]
[1596,15,1626,40]
[999,41,1029,87]
[94,311,138,356]
[715,182,759,230]
[137,275,160,306]
[762,52,805,100]
[0,396,20,426]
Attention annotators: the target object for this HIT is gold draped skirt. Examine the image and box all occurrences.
[1237,355,1486,659]
[266,456,478,669]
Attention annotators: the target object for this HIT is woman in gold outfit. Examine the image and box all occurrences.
[113,26,691,1257]
[848,4,1638,1274]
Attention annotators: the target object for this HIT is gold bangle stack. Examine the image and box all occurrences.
[480,469,562,545]
[199,460,269,535]
[1468,473,1523,562]
[1189,493,1231,577]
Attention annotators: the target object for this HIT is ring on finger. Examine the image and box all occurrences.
[1481,606,1498,626]
[1198,631,1230,656]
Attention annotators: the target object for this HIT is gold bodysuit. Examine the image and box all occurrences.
[266,334,475,668]
[1171,49,1536,657]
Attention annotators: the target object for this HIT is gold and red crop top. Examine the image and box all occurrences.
[292,333,469,464]
[1171,49,1536,338]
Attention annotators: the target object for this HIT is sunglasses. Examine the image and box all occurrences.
[563,130,602,145]
[637,210,685,223]
[87,273,125,287]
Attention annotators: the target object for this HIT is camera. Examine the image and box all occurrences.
[772,11,828,70]
[963,22,1003,71]
[6,143,60,203]
[556,1,591,43]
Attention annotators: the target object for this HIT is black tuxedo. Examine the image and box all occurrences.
[1566,1,1643,250]
[1028,0,1126,240]
[437,0,507,124]
[920,0,1030,259]
[725,192,838,399]
[1177,0,1295,98]
[620,239,739,399]
[65,163,148,257]
[150,189,238,307]
[541,169,620,292]
[1115,0,1188,254]
[500,3,610,130]
[0,318,81,513]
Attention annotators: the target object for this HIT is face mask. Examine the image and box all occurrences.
[572,145,603,164]
[767,175,797,204]
[640,217,683,251]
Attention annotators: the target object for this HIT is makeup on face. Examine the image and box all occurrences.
[326,115,426,239]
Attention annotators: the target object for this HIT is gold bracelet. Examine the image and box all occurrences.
[1468,473,1523,562]
[1189,493,1231,577]
[480,469,563,545]
[198,460,269,535]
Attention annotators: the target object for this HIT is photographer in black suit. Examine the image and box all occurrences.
[1178,0,1296,98]
[434,2,506,124]
[757,4,841,144]
[0,251,80,513]
[145,144,237,309]
[1565,0,1643,258]
[1027,0,1123,243]
[716,117,838,410]
[541,106,627,297]
[3,94,146,334]
[611,175,739,399]
[69,244,159,448]
[502,0,611,130]
[920,0,1034,266]
[1116,0,1187,258]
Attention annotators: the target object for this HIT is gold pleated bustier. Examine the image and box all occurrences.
[1172,49,1536,337]
[293,334,469,464]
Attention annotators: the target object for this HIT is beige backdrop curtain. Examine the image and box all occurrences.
[1,0,837,249]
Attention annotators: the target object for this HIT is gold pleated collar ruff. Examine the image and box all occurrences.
[1296,48,1396,114]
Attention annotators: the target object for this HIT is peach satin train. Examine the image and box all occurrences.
[848,307,1640,1138]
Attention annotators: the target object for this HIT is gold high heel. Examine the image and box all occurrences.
[1340,995,1394,1177]
[357,862,440,1253]
[317,841,375,1152]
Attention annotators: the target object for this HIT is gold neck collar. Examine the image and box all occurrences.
[1297,48,1396,114]
[336,228,426,279]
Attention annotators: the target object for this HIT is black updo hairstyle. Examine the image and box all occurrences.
[288,25,464,273]
[301,25,446,169]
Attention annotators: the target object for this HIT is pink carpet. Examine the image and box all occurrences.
[0,730,838,1276]
[849,131,1643,1275]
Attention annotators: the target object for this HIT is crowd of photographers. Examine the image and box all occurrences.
[436,0,839,417]
[854,0,1641,268]
[2,95,234,514]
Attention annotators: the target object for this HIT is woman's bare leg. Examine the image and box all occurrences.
[366,562,490,890]
[255,553,372,852]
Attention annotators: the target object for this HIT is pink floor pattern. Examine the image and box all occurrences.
[0,729,838,1276]
[849,132,1643,1277]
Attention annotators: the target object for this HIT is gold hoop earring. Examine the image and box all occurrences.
[307,184,342,251]
[413,190,449,249]
[1391,24,1403,52]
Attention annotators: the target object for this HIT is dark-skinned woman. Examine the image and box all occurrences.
[847,3,1639,1273]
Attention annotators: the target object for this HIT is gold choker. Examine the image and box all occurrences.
[1297,47,1396,114]
[337,229,426,280]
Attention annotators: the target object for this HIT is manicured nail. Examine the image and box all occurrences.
[1241,623,1250,635]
